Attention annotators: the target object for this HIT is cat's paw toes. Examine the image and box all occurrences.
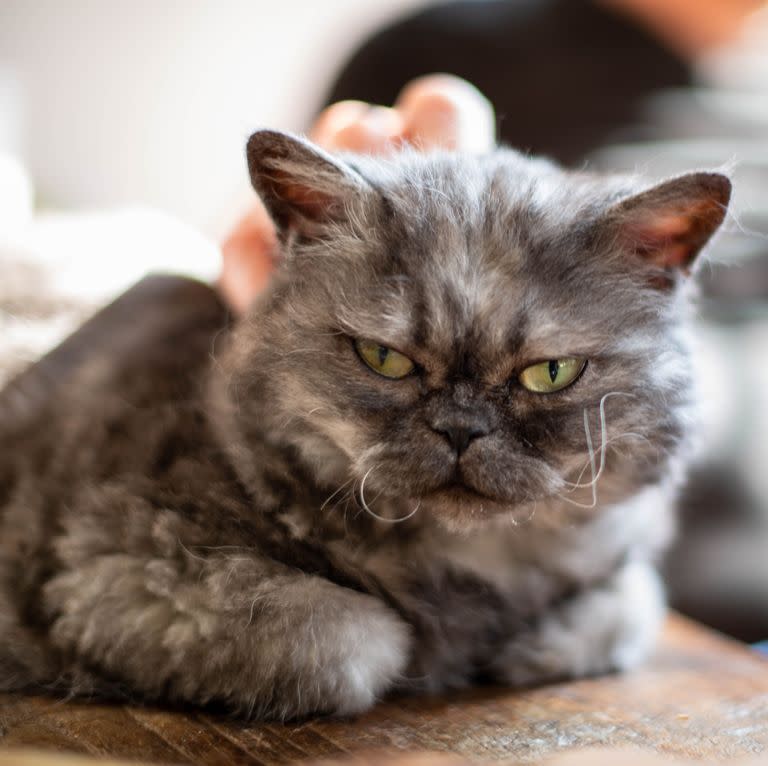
[325,601,411,715]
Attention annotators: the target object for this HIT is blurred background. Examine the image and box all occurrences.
[1,0,768,645]
[0,0,429,235]
[0,0,427,376]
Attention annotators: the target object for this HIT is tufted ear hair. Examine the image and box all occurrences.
[604,171,731,285]
[246,130,372,239]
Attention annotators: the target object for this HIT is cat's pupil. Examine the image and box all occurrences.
[548,360,559,382]
[378,346,389,366]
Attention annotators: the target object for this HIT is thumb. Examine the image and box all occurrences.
[219,200,278,313]
[396,74,496,153]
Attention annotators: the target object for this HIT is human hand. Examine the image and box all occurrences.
[219,74,496,313]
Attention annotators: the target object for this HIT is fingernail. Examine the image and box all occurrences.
[363,106,403,138]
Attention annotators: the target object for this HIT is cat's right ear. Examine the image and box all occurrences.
[603,171,731,280]
[246,130,372,239]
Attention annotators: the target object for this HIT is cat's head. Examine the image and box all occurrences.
[218,130,730,532]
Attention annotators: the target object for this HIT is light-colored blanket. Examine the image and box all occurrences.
[0,164,219,387]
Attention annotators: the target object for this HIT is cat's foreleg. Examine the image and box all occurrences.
[44,552,410,719]
[491,560,664,686]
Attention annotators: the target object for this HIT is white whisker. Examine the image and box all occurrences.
[358,466,420,524]
[558,391,640,509]
[516,500,538,526]
[320,476,356,511]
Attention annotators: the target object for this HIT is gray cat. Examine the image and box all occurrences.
[0,131,730,720]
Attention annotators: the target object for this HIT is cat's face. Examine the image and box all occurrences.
[224,132,729,531]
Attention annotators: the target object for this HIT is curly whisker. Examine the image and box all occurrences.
[558,391,642,509]
[358,466,420,524]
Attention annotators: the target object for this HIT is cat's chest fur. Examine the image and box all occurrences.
[314,483,672,687]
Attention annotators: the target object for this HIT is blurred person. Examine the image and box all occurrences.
[326,0,765,162]
[220,0,768,643]
[222,0,764,312]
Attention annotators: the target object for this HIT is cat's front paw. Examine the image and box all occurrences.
[326,601,412,716]
[492,561,664,687]
[275,583,412,718]
[44,555,412,721]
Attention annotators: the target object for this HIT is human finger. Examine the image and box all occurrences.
[396,74,495,152]
[311,101,404,153]
[218,201,278,313]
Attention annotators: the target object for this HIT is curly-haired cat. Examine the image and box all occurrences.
[0,131,730,719]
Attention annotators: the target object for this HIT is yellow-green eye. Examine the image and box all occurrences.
[355,339,415,379]
[519,358,586,393]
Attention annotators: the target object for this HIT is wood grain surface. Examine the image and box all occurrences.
[1,614,767,765]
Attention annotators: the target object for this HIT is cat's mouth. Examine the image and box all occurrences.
[428,481,497,504]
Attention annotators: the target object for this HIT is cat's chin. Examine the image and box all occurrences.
[418,485,523,533]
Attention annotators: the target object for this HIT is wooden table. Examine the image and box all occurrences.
[1,615,767,765]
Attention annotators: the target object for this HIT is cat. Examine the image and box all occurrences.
[0,130,730,720]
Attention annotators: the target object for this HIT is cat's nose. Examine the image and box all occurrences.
[430,419,491,455]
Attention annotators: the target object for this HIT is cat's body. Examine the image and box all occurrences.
[0,135,729,719]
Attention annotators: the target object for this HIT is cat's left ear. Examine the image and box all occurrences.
[604,171,731,280]
[246,130,373,239]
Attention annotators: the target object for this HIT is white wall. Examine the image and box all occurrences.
[0,0,429,237]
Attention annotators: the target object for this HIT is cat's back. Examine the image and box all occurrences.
[0,274,229,464]
[0,275,234,604]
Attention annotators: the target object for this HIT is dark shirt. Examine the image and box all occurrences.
[323,0,692,166]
